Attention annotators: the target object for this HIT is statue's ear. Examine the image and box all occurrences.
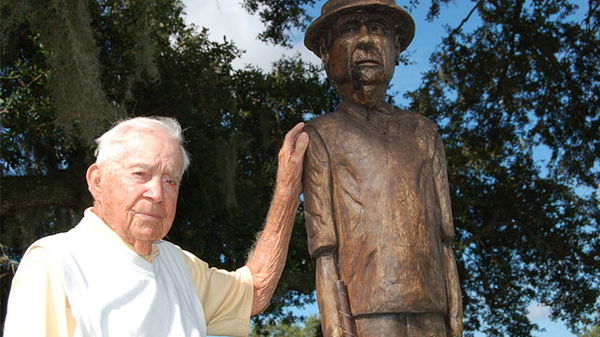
[319,37,330,65]
[394,35,403,66]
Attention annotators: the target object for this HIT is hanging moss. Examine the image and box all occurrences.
[0,0,29,53]
[32,0,122,144]
[1,0,166,145]
[120,0,160,104]
[217,136,240,210]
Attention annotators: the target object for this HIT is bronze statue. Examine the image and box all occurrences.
[302,1,463,336]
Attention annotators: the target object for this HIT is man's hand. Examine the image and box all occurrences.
[246,123,309,315]
[275,122,309,198]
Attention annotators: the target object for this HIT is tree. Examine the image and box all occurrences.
[582,324,600,337]
[241,0,318,46]
[251,315,322,337]
[1,0,334,329]
[1,0,598,336]
[405,1,599,334]
[239,0,600,335]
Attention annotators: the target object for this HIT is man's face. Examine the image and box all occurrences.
[88,129,184,245]
[325,12,399,88]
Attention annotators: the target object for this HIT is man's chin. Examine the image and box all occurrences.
[131,222,167,240]
[134,232,164,243]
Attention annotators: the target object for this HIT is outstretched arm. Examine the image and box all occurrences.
[245,122,309,315]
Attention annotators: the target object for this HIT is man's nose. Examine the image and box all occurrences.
[144,177,164,202]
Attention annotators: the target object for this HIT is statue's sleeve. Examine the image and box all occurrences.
[433,130,464,337]
[432,131,455,240]
[303,125,337,258]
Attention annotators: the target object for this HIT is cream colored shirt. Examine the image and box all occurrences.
[5,209,253,337]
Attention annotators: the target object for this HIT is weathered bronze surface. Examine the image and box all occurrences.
[302,1,463,336]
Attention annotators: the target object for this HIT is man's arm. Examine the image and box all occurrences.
[433,132,463,337]
[4,245,75,337]
[245,122,309,315]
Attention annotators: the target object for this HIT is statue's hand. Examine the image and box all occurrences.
[275,122,309,198]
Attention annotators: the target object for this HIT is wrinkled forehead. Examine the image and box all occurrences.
[107,129,184,173]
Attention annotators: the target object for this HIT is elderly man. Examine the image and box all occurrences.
[4,116,308,336]
[302,1,462,337]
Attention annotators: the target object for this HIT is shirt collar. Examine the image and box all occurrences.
[338,101,394,119]
[85,208,160,262]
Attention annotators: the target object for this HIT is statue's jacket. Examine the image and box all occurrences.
[303,101,456,316]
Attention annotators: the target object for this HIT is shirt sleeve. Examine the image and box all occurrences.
[303,125,337,258]
[432,131,456,241]
[179,250,253,337]
[4,244,75,337]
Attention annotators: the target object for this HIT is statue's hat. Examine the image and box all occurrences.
[304,0,415,57]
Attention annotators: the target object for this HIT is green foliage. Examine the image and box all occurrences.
[582,324,600,337]
[0,0,335,329]
[1,0,598,336]
[406,0,600,335]
[1,0,122,144]
[251,315,322,337]
[241,0,317,46]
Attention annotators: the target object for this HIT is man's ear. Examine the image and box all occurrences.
[86,163,103,200]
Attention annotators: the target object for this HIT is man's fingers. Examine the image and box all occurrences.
[290,122,305,134]
[294,132,309,156]
[280,123,306,158]
[284,122,305,145]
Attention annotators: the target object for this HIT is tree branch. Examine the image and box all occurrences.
[448,1,483,41]
[1,172,89,215]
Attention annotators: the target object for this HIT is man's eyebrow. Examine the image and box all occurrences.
[126,163,153,170]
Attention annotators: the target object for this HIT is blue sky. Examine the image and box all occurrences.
[182,1,580,336]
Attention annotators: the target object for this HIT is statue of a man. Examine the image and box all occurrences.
[302,1,463,336]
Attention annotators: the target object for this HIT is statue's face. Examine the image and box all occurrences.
[325,12,399,89]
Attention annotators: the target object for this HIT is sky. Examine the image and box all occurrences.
[180,1,578,336]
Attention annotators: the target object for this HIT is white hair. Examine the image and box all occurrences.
[94,116,191,175]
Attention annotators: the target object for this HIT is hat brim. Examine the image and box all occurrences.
[304,3,415,57]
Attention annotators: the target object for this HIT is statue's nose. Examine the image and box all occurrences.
[357,24,373,44]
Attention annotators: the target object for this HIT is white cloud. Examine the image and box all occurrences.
[527,303,551,321]
[180,0,321,71]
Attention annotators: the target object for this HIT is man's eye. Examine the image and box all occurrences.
[132,171,150,181]
[163,176,178,187]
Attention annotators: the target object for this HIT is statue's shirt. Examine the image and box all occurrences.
[303,102,455,315]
